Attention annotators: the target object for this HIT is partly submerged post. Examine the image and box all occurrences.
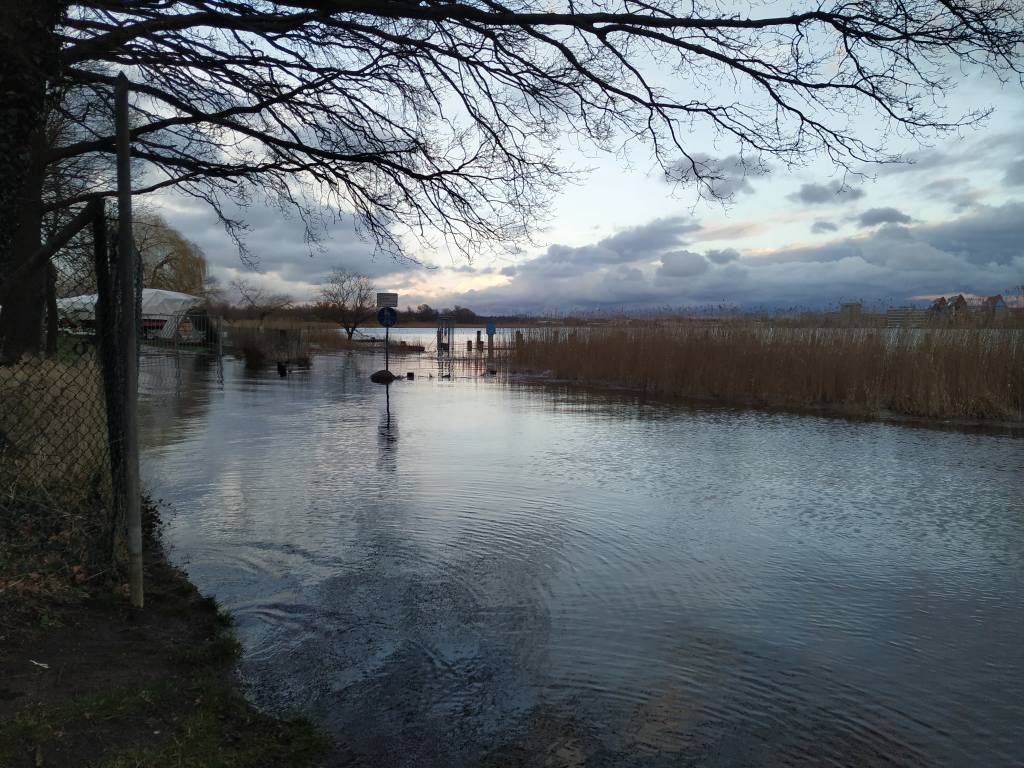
[116,73,143,609]
[372,301,398,384]
[486,320,496,373]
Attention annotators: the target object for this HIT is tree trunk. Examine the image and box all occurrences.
[0,0,61,364]
[0,128,48,364]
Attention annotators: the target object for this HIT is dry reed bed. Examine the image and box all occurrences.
[505,326,1024,422]
[224,321,355,367]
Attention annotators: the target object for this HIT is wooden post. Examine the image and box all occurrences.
[44,264,58,356]
[116,73,143,609]
[93,201,122,562]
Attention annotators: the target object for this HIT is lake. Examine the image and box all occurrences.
[139,348,1024,767]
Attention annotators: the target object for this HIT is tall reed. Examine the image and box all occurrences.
[504,325,1023,422]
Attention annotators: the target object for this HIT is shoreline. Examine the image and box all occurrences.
[0,504,327,768]
[503,370,1024,436]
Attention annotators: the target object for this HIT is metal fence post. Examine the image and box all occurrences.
[116,73,143,609]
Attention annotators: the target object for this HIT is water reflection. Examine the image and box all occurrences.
[377,385,397,473]
[140,350,1024,767]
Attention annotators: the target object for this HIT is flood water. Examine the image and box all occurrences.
[139,349,1024,767]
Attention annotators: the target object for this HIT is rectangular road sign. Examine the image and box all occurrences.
[376,292,398,308]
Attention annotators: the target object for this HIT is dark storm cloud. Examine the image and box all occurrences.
[811,220,839,234]
[856,207,912,227]
[790,180,865,205]
[665,153,771,198]
[450,202,1024,313]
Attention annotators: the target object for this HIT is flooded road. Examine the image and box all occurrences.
[140,349,1024,767]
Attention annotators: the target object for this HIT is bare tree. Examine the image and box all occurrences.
[2,0,1023,360]
[135,212,208,295]
[230,278,292,330]
[316,269,376,339]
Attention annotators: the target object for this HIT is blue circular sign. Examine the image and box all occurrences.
[377,306,398,327]
[486,321,496,335]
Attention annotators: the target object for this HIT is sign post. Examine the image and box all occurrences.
[377,305,397,372]
[376,293,399,373]
[486,320,496,373]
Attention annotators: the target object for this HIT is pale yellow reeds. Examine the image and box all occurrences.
[504,325,1023,422]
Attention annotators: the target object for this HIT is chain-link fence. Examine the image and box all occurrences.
[0,201,142,605]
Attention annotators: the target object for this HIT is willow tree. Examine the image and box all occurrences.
[1,0,1022,360]
[135,213,208,295]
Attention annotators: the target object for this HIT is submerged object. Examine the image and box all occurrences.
[370,369,397,384]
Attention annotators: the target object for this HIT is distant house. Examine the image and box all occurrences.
[947,294,968,316]
[981,294,1008,314]
[928,296,948,314]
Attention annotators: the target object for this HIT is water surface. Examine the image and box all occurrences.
[140,349,1024,767]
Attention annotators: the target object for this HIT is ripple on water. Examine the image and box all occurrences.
[142,352,1024,767]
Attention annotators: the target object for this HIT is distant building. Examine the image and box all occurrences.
[981,294,1008,314]
[839,302,863,324]
[886,307,927,328]
[947,294,968,316]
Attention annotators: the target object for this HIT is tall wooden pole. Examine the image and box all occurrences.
[116,73,143,609]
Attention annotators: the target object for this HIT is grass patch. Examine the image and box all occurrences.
[0,502,328,768]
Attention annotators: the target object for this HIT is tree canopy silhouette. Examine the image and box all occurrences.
[1,0,1022,359]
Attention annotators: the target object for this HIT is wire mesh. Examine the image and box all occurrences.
[0,243,120,598]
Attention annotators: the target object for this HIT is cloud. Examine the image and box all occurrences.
[873,131,1024,178]
[156,193,427,300]
[658,250,710,278]
[811,220,839,234]
[920,177,986,212]
[1003,159,1024,186]
[856,207,912,227]
[446,202,1024,313]
[597,217,702,257]
[789,180,865,205]
[500,265,517,277]
[665,153,770,198]
[706,248,740,264]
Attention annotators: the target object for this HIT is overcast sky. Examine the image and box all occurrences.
[153,63,1024,314]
